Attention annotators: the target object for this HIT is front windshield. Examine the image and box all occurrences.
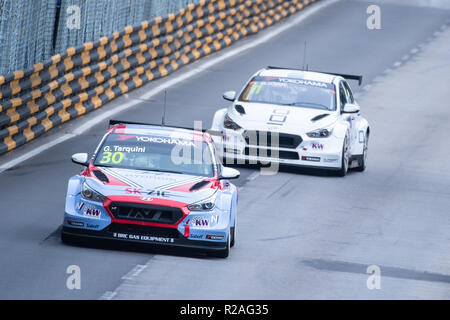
[94,133,215,177]
[239,76,336,111]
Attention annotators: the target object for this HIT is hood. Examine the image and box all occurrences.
[230,102,338,133]
[85,167,217,205]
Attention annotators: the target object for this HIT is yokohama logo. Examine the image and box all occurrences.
[136,136,195,146]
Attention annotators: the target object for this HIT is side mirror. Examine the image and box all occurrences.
[71,153,89,166]
[343,103,360,114]
[219,167,240,180]
[223,91,236,102]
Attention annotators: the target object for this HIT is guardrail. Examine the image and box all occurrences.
[0,0,318,156]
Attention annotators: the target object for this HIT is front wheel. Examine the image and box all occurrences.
[337,136,349,177]
[355,132,369,172]
[209,230,230,258]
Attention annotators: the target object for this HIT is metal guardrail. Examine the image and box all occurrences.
[0,0,319,155]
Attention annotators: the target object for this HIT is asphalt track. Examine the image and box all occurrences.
[0,0,449,299]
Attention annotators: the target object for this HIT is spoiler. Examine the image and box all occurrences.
[266,66,363,86]
[108,119,221,136]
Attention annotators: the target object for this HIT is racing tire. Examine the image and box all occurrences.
[209,230,230,258]
[230,218,236,248]
[354,132,369,172]
[337,136,349,177]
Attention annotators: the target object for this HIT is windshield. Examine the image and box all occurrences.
[94,133,215,177]
[239,76,336,111]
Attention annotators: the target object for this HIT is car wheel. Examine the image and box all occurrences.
[337,136,349,177]
[230,217,236,248]
[355,132,368,172]
[209,230,230,258]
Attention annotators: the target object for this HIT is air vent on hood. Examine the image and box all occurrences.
[311,113,330,122]
[234,104,246,115]
[189,180,210,191]
[93,170,109,183]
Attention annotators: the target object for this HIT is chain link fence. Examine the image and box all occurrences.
[0,0,57,75]
[0,0,201,76]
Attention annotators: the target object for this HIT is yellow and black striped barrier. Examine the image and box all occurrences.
[0,0,319,155]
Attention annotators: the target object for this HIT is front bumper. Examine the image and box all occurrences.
[61,224,228,251]
[213,128,343,169]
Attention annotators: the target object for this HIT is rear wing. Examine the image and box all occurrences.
[266,66,363,86]
[108,119,221,136]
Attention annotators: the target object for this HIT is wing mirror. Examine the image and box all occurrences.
[71,153,89,166]
[219,167,240,180]
[223,91,236,102]
[343,103,360,114]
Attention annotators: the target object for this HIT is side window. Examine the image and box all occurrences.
[339,82,347,111]
[343,81,354,104]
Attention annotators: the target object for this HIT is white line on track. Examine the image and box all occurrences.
[0,0,340,175]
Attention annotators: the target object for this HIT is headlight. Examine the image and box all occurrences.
[187,194,216,211]
[306,128,333,138]
[81,182,107,202]
[223,113,241,130]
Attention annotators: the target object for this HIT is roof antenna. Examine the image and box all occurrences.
[302,41,307,70]
[162,90,167,126]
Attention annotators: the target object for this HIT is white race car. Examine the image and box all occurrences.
[210,67,370,176]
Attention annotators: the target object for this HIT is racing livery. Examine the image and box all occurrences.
[62,121,240,258]
[210,67,370,176]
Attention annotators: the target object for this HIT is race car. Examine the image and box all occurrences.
[61,120,240,258]
[210,66,370,176]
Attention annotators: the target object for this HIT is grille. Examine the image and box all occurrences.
[109,202,183,225]
[106,223,181,238]
[244,147,300,160]
[243,131,302,149]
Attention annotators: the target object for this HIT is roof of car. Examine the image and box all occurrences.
[110,124,211,142]
[258,68,337,84]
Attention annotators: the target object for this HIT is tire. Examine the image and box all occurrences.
[337,136,349,177]
[209,230,230,258]
[355,132,369,172]
[230,218,236,248]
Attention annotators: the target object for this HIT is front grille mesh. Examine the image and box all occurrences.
[243,131,302,149]
[109,202,183,224]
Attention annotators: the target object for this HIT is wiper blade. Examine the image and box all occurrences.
[282,101,329,109]
[143,169,185,175]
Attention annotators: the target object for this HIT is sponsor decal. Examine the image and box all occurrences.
[189,234,203,239]
[112,232,174,243]
[67,220,84,227]
[278,78,330,88]
[86,223,100,229]
[76,202,84,211]
[83,206,101,219]
[206,234,224,240]
[125,188,142,195]
[191,215,219,227]
[136,136,195,146]
[139,196,154,202]
[192,217,210,227]
[312,143,324,150]
[301,156,320,162]
[104,145,146,153]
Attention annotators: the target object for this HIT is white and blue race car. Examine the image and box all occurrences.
[210,67,370,176]
[62,120,240,258]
